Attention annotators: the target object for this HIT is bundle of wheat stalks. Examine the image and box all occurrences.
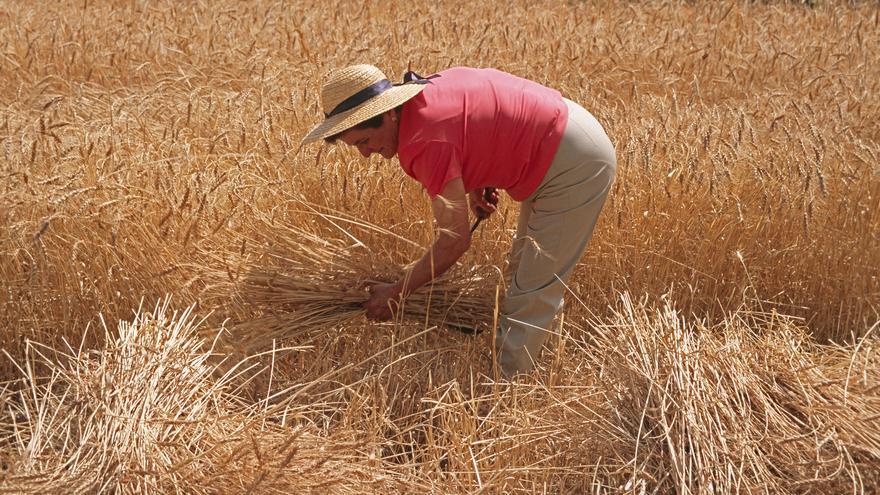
[197,208,500,350]
[0,299,422,494]
[578,295,880,492]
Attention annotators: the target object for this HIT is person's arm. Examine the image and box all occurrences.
[364,177,471,320]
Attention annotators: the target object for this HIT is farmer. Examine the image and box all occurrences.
[301,65,616,378]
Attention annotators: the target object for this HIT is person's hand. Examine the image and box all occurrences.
[468,187,499,219]
[363,282,402,321]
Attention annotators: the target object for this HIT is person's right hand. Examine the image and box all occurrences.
[468,187,499,219]
[363,282,402,321]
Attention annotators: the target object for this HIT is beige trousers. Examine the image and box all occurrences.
[496,98,616,378]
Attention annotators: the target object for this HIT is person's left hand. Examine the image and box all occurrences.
[363,282,402,321]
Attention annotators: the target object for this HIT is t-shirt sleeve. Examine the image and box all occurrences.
[404,141,463,198]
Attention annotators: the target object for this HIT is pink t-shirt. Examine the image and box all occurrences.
[397,67,568,201]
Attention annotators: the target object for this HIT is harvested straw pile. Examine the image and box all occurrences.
[0,299,421,494]
[577,295,880,493]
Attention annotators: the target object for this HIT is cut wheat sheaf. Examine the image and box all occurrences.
[197,205,500,351]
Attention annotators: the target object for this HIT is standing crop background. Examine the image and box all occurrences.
[1,1,878,493]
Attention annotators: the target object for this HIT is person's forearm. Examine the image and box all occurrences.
[396,234,469,297]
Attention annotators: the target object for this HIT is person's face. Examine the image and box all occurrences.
[339,111,399,160]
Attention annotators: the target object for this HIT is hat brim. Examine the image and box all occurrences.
[300,84,427,145]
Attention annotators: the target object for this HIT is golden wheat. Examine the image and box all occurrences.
[1,0,878,493]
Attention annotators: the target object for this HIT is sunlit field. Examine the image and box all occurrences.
[1,0,878,493]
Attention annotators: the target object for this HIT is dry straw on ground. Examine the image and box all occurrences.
[2,296,877,493]
[1,0,878,493]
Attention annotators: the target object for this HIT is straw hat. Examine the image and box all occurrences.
[300,64,429,145]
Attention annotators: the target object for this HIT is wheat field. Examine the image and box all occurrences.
[1,0,878,493]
